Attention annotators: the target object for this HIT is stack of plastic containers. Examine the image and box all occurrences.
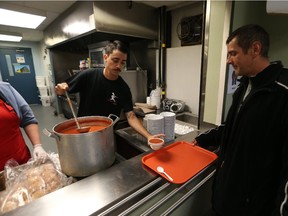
[35,76,50,106]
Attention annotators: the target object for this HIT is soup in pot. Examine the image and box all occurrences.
[59,125,107,134]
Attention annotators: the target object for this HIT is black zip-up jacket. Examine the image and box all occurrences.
[196,63,288,216]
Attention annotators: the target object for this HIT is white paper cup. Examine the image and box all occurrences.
[160,111,176,142]
[146,114,164,135]
[148,137,164,150]
[143,114,156,129]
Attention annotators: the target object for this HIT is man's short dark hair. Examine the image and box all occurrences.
[226,24,269,58]
[104,40,129,55]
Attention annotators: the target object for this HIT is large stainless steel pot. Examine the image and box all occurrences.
[44,114,119,177]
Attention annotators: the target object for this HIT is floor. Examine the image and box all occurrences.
[21,104,67,154]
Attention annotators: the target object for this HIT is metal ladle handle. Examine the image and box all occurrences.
[65,91,80,129]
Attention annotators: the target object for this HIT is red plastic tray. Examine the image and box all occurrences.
[142,141,217,184]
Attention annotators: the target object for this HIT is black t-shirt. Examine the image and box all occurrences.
[67,68,133,117]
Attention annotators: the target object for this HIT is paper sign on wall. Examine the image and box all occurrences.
[227,65,240,94]
[14,64,31,73]
[16,54,25,63]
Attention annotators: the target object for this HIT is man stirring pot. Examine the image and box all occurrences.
[55,40,163,142]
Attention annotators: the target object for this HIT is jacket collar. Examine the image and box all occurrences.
[239,62,283,89]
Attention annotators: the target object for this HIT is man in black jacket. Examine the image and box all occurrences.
[193,24,288,216]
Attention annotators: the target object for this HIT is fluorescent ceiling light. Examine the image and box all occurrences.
[0,33,22,42]
[0,8,46,29]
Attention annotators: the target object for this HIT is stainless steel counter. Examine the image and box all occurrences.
[3,123,216,216]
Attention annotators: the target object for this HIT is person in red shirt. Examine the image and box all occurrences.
[0,81,47,171]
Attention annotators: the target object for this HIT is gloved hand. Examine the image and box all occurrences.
[33,144,48,163]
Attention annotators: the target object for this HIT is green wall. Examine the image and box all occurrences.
[232,1,288,66]
[223,0,288,121]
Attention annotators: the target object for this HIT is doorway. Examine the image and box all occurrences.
[0,47,40,104]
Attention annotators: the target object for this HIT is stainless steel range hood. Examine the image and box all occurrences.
[93,1,158,39]
[44,1,158,47]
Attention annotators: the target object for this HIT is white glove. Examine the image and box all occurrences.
[33,144,47,163]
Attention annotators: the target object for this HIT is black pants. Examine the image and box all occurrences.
[203,208,221,216]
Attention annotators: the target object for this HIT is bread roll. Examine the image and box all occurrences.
[0,162,69,213]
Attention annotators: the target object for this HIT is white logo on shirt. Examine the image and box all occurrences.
[109,92,118,105]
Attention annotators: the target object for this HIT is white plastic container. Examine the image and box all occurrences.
[38,86,48,97]
[150,95,161,109]
[40,96,51,107]
[150,87,162,109]
[35,76,46,86]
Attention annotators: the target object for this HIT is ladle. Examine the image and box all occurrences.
[65,91,90,133]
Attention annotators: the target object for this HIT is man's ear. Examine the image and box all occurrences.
[252,41,261,56]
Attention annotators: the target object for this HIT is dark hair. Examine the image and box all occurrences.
[226,24,269,57]
[104,40,129,55]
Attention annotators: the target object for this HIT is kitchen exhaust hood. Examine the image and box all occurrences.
[44,1,158,47]
[93,1,158,39]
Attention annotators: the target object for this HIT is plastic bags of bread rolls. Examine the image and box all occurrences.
[0,154,73,214]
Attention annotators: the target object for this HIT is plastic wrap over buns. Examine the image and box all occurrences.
[0,156,73,214]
